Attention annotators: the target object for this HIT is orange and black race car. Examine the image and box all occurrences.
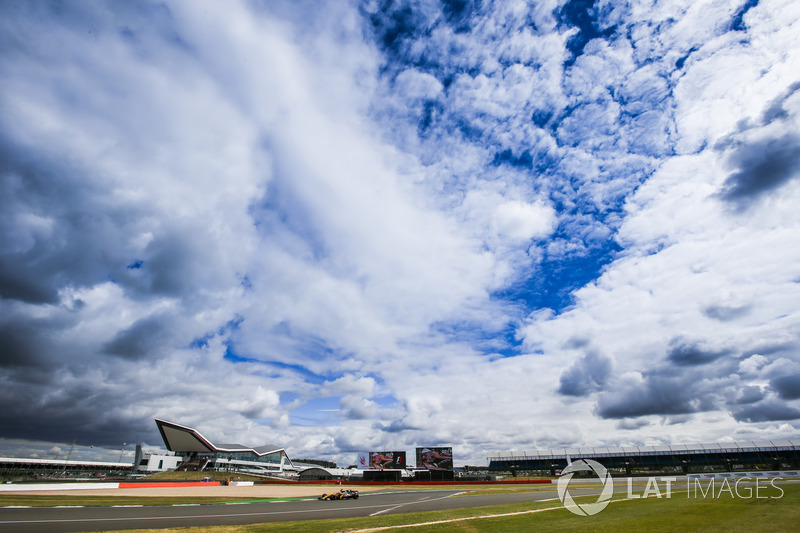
[318,489,360,500]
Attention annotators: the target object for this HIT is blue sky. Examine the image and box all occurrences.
[1,0,799,466]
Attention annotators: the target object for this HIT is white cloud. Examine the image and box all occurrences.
[0,0,799,467]
[494,200,556,242]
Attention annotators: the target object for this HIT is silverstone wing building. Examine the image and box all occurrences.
[154,419,296,476]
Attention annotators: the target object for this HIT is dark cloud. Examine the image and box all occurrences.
[741,342,799,360]
[731,398,800,423]
[596,375,702,418]
[136,227,221,298]
[667,339,730,366]
[717,134,800,206]
[760,81,800,124]
[102,313,174,360]
[563,337,590,350]
[375,419,421,433]
[771,373,800,400]
[0,307,86,370]
[0,382,158,447]
[615,418,650,430]
[0,319,48,368]
[0,352,162,447]
[557,352,612,396]
[0,139,139,305]
[596,337,759,419]
[702,304,751,321]
[736,385,765,404]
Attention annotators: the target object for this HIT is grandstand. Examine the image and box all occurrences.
[0,457,133,480]
[488,440,800,475]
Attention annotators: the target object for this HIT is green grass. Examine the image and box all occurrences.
[414,488,800,533]
[101,483,800,533]
[142,471,268,482]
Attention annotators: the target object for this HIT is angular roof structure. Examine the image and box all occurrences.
[155,419,284,456]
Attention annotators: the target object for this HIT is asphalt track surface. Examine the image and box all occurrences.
[0,486,588,533]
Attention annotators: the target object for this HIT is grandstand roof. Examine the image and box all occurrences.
[487,440,800,460]
[0,457,132,468]
[155,419,284,456]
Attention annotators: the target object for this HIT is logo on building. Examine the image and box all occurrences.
[556,459,614,516]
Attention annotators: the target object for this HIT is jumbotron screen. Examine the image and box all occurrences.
[416,447,453,470]
[363,451,406,469]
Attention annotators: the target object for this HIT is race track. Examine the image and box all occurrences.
[0,486,575,532]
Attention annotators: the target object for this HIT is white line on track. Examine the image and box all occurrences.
[0,503,401,526]
[370,505,403,517]
[369,492,458,517]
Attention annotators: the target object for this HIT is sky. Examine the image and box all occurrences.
[1,0,799,467]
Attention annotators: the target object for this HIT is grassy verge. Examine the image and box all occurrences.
[142,471,267,482]
[96,483,800,533]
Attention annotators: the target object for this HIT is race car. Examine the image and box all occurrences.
[318,489,360,500]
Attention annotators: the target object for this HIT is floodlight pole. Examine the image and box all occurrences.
[62,439,76,476]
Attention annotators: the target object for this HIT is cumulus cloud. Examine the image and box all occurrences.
[732,399,800,423]
[596,374,705,419]
[736,385,765,405]
[494,200,556,242]
[1,0,799,466]
[771,373,800,400]
[557,351,612,397]
[667,339,731,367]
[717,134,800,206]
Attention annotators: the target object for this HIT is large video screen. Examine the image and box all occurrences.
[359,451,406,469]
[416,447,453,470]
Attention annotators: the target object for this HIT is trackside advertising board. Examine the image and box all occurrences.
[416,447,453,470]
[357,451,406,469]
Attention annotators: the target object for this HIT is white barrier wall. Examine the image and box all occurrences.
[0,482,121,492]
[687,471,799,480]
[553,471,800,484]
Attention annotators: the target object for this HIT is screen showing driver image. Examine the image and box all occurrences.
[369,451,406,469]
[416,447,453,470]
